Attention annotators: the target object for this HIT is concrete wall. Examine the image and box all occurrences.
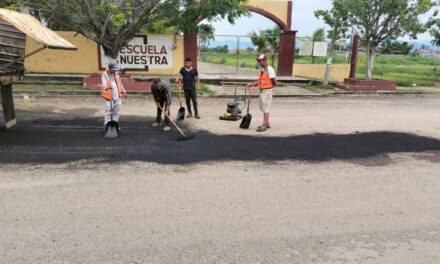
[24,31,184,75]
[293,64,350,83]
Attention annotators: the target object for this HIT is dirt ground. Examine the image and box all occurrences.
[1,95,440,263]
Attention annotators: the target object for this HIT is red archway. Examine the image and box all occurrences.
[243,5,289,30]
[184,1,297,76]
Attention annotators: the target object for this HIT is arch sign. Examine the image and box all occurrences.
[99,35,174,71]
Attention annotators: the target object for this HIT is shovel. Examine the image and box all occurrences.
[176,83,185,120]
[240,89,252,129]
[105,98,120,138]
[159,105,195,141]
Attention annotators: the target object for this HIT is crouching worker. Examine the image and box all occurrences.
[151,79,172,132]
[101,61,127,130]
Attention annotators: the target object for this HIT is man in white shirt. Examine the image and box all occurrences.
[101,61,127,129]
[246,54,277,132]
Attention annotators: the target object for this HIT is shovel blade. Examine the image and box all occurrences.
[177,107,185,120]
[239,114,252,129]
[105,121,119,138]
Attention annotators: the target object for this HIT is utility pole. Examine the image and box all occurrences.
[323,16,340,86]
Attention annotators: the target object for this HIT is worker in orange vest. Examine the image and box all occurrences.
[246,54,277,132]
[101,61,127,129]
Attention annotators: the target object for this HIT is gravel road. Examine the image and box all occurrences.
[1,95,440,263]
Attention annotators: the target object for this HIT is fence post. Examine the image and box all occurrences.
[409,55,413,85]
[236,36,240,74]
[381,55,384,80]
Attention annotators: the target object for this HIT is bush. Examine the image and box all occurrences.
[200,53,209,62]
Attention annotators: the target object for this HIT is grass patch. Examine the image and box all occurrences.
[356,66,439,87]
[13,84,87,91]
[170,84,214,95]
[199,52,440,87]
[200,53,278,71]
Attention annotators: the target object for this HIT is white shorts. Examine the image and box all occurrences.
[259,89,273,113]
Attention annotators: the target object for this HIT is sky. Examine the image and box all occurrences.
[209,0,436,41]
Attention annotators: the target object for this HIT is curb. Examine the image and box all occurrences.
[11,90,440,98]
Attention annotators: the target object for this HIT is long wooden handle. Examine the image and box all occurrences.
[158,105,187,137]
[247,89,252,114]
[177,83,182,103]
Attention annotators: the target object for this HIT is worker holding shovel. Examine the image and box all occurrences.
[176,57,201,119]
[101,61,127,135]
[151,79,172,131]
[246,54,277,132]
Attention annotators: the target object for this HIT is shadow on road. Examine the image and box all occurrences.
[1,112,440,165]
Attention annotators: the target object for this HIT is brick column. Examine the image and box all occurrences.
[277,30,297,76]
[349,34,360,79]
[184,32,198,69]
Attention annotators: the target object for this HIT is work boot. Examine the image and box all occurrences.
[162,126,171,132]
[152,122,161,128]
[195,114,201,119]
[256,124,267,132]
[187,112,193,118]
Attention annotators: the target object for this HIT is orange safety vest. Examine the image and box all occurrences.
[258,67,274,90]
[101,70,123,101]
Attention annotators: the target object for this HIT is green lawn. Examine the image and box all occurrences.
[356,66,440,86]
[170,84,214,95]
[199,52,440,87]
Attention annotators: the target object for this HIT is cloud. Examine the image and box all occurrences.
[209,0,332,37]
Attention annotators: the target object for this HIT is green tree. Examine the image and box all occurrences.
[21,0,164,59]
[142,21,174,34]
[0,0,15,8]
[315,0,350,39]
[163,0,248,34]
[312,28,326,42]
[249,31,268,54]
[198,23,215,50]
[427,11,440,47]
[315,0,348,84]
[214,45,229,53]
[311,27,326,63]
[431,27,440,47]
[261,27,281,66]
[381,40,413,55]
[317,0,436,80]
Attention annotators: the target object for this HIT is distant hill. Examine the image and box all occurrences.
[207,39,255,50]
[406,39,438,50]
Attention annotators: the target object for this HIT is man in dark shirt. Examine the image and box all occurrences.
[176,57,200,119]
[151,79,172,131]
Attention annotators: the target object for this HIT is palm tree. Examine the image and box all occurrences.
[312,28,326,63]
[312,28,326,42]
[261,27,281,66]
[198,24,215,51]
[249,31,268,54]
